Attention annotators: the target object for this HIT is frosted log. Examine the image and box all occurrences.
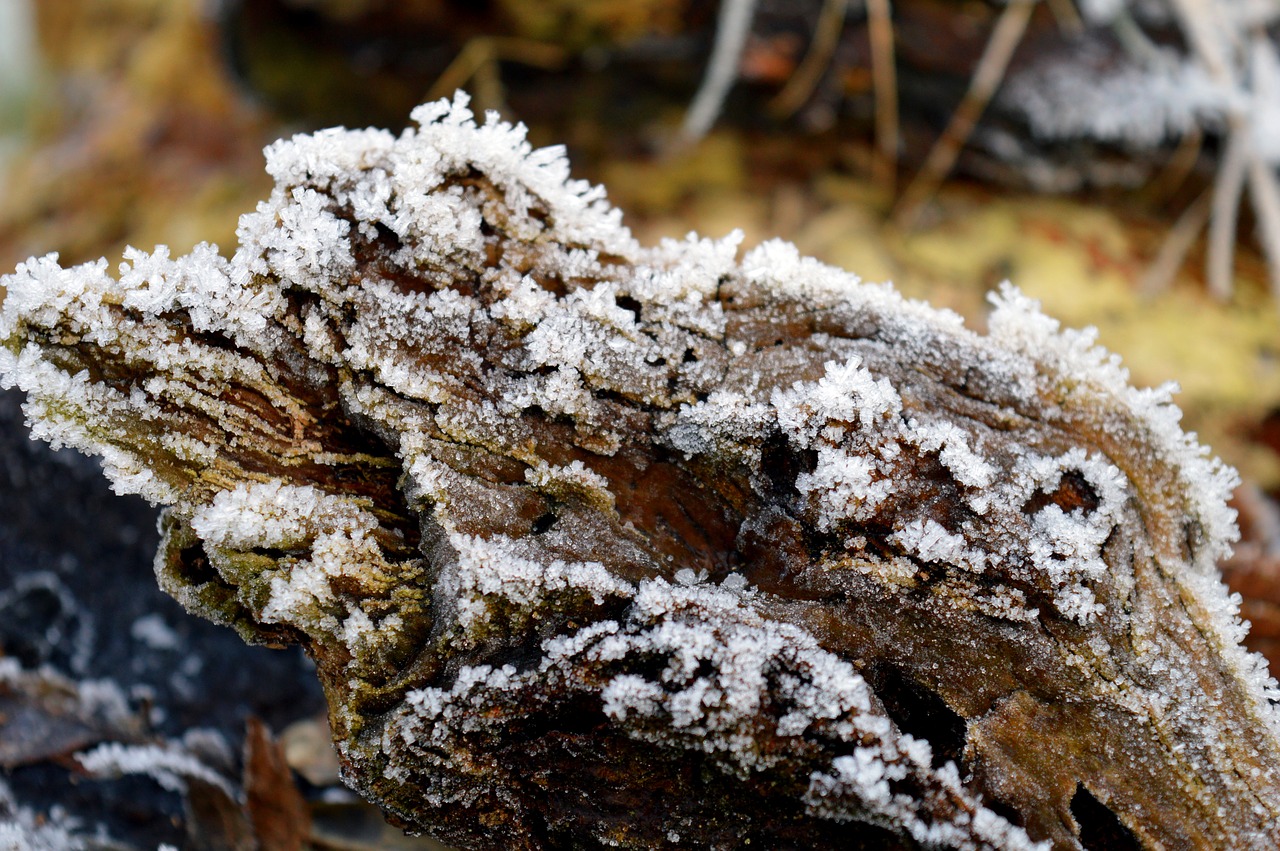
[2,94,1279,849]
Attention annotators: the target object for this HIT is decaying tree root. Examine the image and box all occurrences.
[2,94,1279,849]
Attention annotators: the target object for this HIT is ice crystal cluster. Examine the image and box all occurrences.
[3,94,1280,848]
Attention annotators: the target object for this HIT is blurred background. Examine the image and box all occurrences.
[2,0,1280,847]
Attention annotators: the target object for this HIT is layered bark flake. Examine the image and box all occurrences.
[2,93,1279,850]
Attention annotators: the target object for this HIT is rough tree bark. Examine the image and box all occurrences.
[1,94,1278,849]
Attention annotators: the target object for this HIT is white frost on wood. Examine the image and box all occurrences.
[392,573,1047,850]
[190,481,406,663]
[2,92,1276,846]
[444,532,633,634]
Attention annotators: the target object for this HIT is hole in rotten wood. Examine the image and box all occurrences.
[615,295,643,320]
[1070,784,1141,851]
[531,511,558,535]
[1023,469,1099,516]
[760,431,818,501]
[866,663,967,771]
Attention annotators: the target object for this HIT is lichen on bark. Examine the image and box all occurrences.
[2,93,1279,849]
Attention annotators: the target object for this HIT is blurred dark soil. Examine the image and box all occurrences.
[0,387,326,847]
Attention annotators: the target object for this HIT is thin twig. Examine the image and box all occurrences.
[1139,188,1211,296]
[866,0,899,193]
[1166,0,1237,84]
[680,0,760,145]
[1044,0,1084,35]
[892,0,1037,230]
[1207,128,1248,300]
[1166,0,1250,298]
[1247,157,1280,302]
[1146,126,1204,203]
[427,37,565,112]
[769,0,850,119]
[1246,34,1280,303]
[428,38,498,104]
[1111,9,1167,67]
